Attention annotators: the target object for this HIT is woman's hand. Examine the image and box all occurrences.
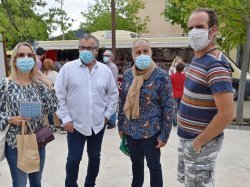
[9,116,31,126]
[35,70,53,90]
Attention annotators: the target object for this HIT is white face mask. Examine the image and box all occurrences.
[188,28,211,51]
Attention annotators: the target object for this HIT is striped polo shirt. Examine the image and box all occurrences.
[177,52,233,139]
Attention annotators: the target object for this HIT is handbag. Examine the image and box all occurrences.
[17,121,40,173]
[0,78,10,162]
[35,125,55,148]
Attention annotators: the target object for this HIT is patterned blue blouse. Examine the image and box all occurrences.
[118,67,174,143]
[0,78,58,149]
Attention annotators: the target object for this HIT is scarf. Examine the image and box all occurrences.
[123,61,156,119]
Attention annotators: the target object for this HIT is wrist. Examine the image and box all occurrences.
[8,116,13,123]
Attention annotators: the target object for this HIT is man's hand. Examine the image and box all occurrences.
[155,139,166,148]
[192,138,202,153]
[104,117,108,124]
[64,121,74,133]
[119,131,124,139]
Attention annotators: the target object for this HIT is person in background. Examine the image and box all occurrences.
[35,47,46,71]
[42,58,60,132]
[102,49,119,129]
[170,63,185,127]
[54,58,68,72]
[0,42,58,187]
[169,56,184,76]
[118,39,173,187]
[54,34,119,187]
[177,8,235,186]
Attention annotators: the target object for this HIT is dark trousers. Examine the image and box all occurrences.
[65,127,105,187]
[126,133,163,187]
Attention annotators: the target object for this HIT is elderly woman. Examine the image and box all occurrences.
[0,42,58,187]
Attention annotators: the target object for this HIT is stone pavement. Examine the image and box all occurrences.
[0,127,250,187]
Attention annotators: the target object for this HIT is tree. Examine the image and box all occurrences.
[41,0,73,40]
[163,0,250,125]
[0,0,74,48]
[80,0,150,34]
[0,0,48,48]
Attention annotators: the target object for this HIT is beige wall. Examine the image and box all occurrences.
[138,0,183,35]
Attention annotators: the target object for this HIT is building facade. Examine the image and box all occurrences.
[138,0,183,36]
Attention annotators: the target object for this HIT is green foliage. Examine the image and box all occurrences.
[80,0,150,34]
[0,0,48,48]
[41,0,73,38]
[163,0,250,51]
[0,0,74,49]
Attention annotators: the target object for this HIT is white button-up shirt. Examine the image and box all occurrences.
[54,59,119,136]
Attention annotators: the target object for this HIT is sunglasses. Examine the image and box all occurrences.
[16,52,35,58]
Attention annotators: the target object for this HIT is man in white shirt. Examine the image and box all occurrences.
[54,34,119,187]
[102,50,119,129]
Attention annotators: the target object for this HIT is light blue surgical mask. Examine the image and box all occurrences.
[135,55,151,70]
[79,50,95,64]
[16,57,35,73]
[103,56,110,63]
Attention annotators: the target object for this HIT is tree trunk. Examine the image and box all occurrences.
[237,44,244,68]
[236,20,250,125]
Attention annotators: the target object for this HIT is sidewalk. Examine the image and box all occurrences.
[1,127,250,187]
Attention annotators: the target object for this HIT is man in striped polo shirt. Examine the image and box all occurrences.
[177,8,235,186]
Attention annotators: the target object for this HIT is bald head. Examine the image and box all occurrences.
[132,39,152,59]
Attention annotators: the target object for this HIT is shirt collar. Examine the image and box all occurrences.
[78,59,99,69]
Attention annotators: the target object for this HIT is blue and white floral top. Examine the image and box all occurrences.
[118,67,174,143]
[0,78,58,149]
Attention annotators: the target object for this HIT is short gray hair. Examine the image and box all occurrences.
[104,49,113,57]
[131,39,151,54]
[79,34,99,48]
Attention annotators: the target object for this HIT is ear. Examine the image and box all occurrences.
[210,25,218,38]
[93,48,99,56]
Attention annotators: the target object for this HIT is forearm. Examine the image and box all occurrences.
[159,107,173,143]
[195,111,234,146]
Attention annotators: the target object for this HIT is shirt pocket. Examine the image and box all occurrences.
[95,79,107,94]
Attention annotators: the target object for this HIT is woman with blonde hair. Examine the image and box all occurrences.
[0,42,58,186]
[42,59,60,132]
[169,56,184,76]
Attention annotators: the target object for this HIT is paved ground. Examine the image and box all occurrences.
[0,101,250,187]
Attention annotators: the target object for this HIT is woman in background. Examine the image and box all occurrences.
[168,56,184,76]
[42,59,60,132]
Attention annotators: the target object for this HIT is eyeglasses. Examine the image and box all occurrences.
[16,52,34,58]
[103,55,110,57]
[79,46,96,51]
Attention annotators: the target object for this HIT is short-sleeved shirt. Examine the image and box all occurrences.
[177,52,233,139]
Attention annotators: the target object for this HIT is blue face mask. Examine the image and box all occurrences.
[79,50,95,64]
[103,56,110,63]
[16,57,35,73]
[135,55,151,70]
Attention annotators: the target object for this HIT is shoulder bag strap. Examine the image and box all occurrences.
[5,78,10,130]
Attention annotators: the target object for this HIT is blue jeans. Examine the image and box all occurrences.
[5,144,46,187]
[109,113,116,125]
[65,127,105,187]
[125,133,163,187]
[48,113,54,126]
